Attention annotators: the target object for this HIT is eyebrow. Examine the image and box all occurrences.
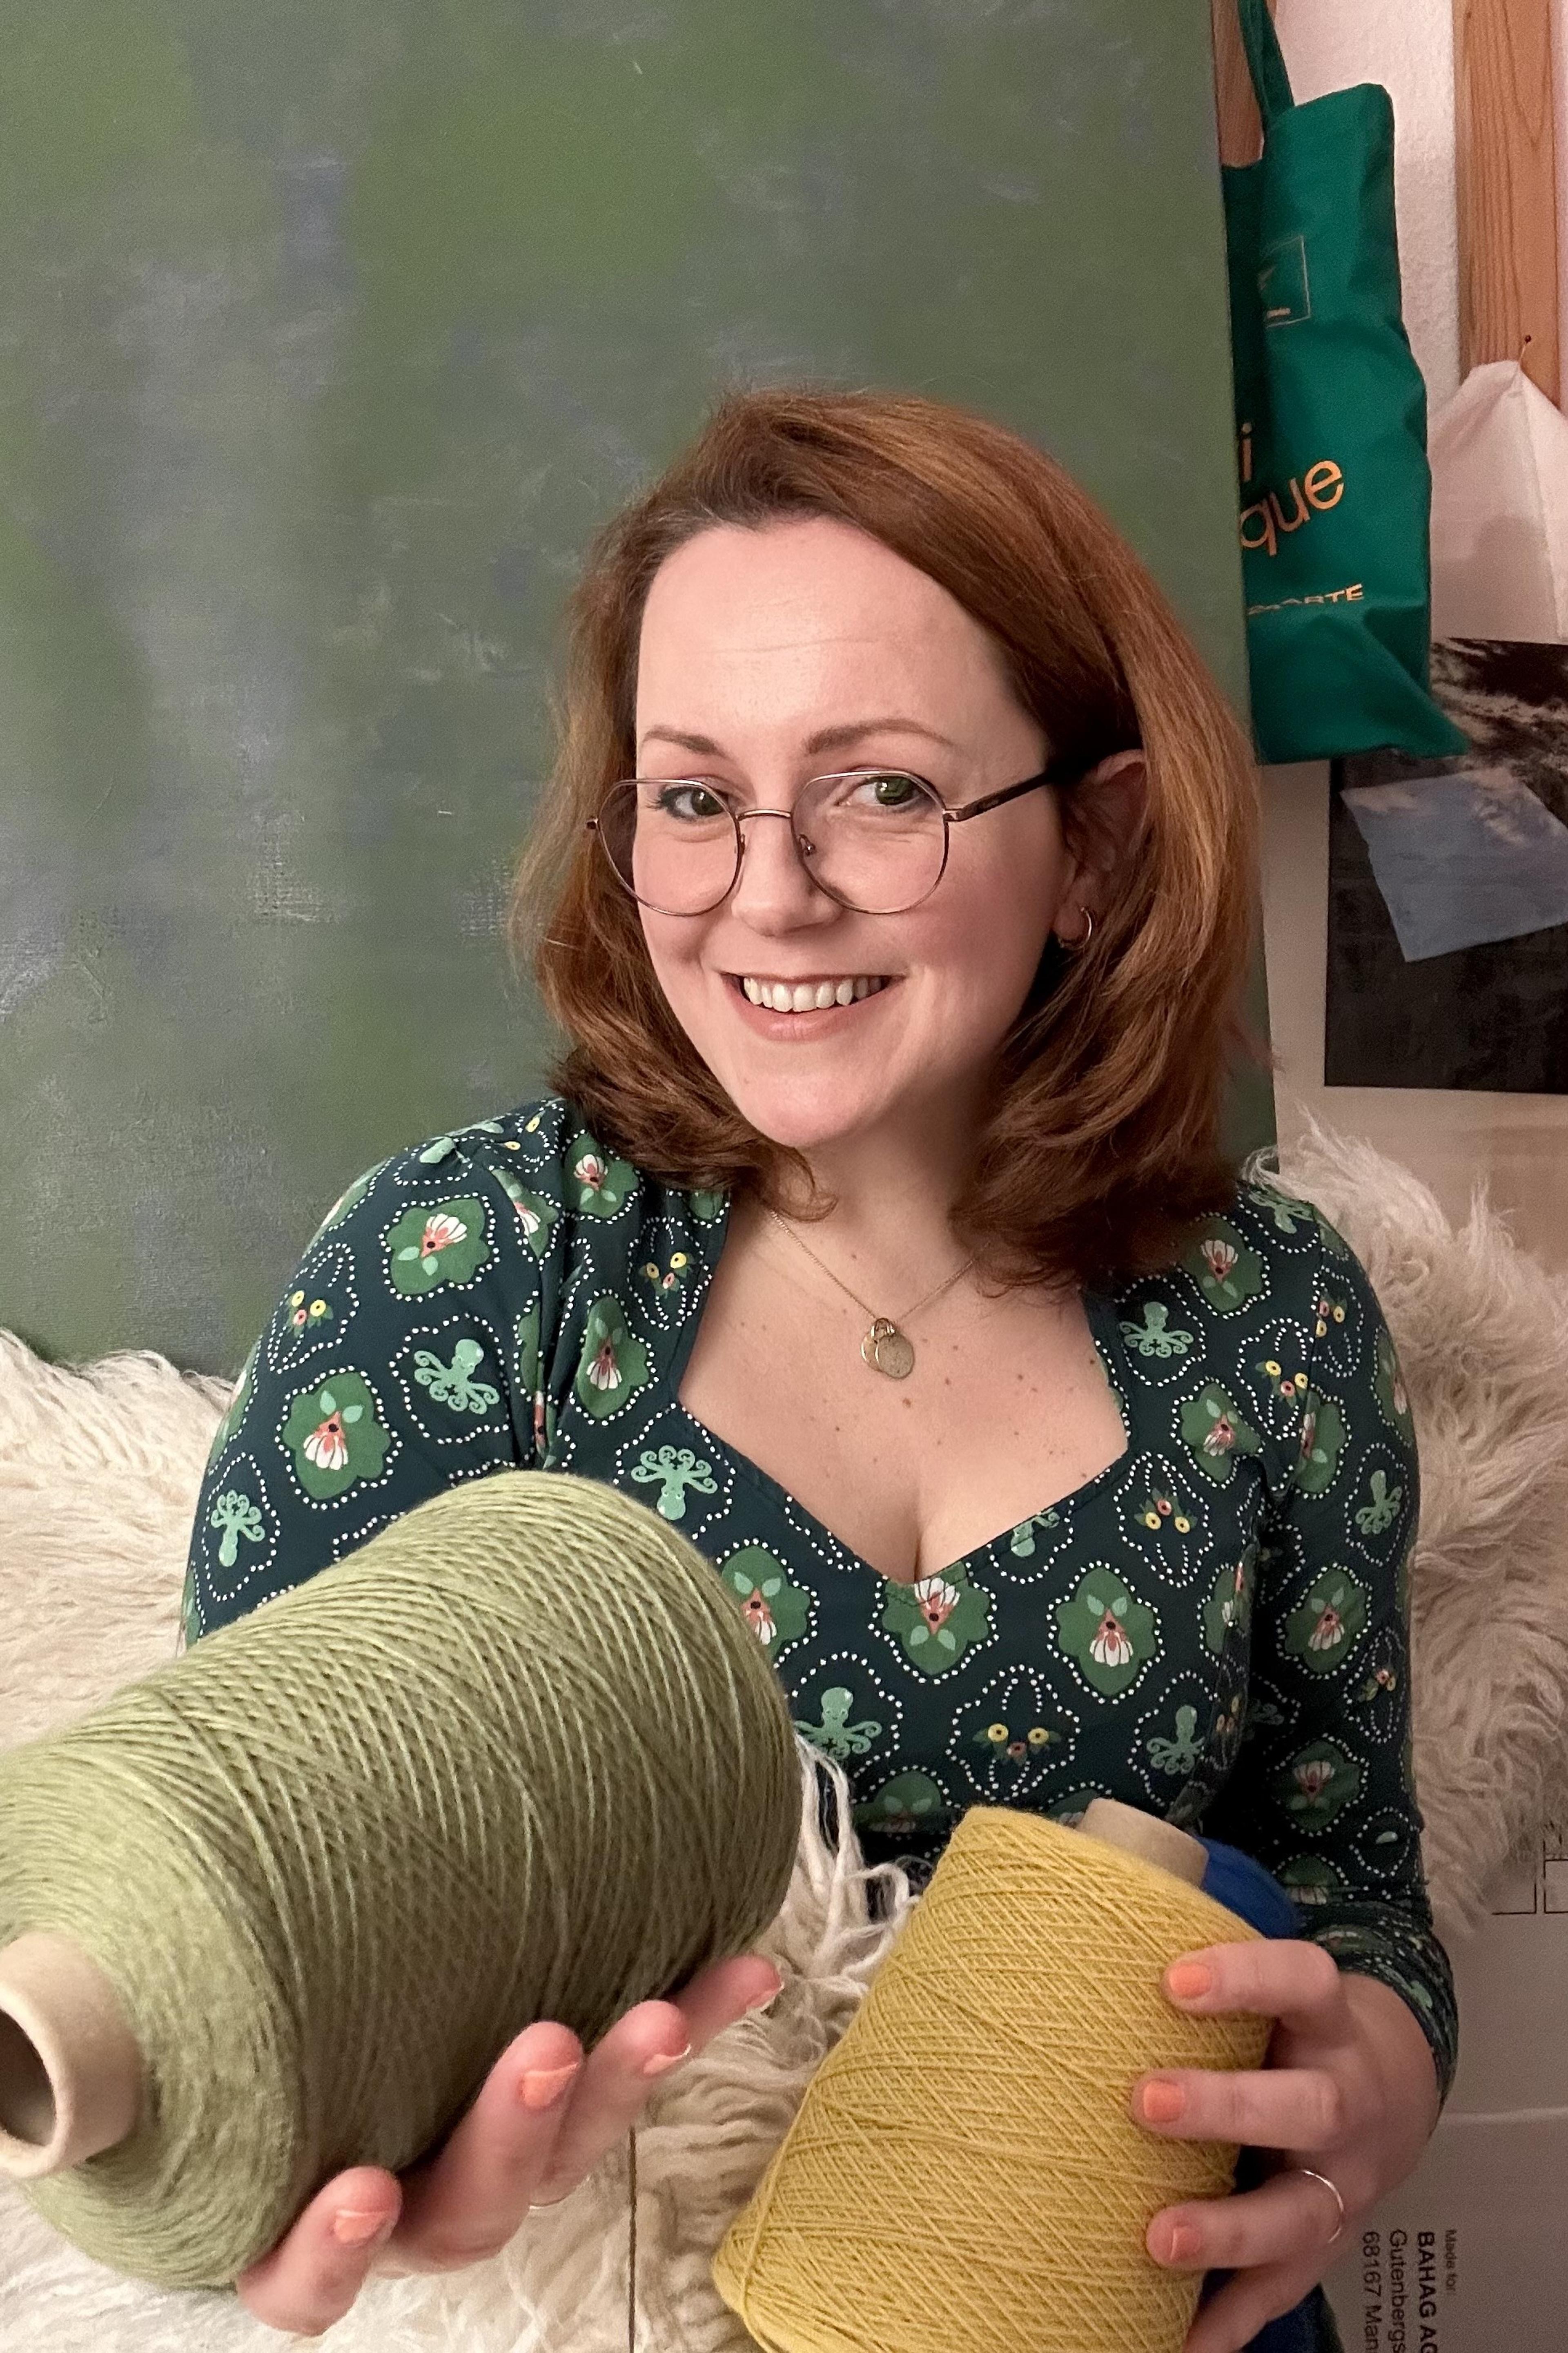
[638,717,961,759]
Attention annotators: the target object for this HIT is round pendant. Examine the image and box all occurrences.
[862,1319,915,1380]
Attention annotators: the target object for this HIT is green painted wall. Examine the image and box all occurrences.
[0,0,1264,1375]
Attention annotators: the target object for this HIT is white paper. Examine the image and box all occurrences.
[1428,360,1568,643]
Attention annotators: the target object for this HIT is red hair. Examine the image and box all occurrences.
[508,384,1266,1291]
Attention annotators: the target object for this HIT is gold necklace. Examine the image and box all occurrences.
[765,1209,976,1379]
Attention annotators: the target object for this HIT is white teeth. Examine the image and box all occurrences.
[739,975,888,1011]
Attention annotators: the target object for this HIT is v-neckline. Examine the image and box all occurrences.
[662,1186,1135,1588]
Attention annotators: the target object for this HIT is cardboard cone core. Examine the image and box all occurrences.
[1079,1795,1208,1887]
[0,1932,144,2179]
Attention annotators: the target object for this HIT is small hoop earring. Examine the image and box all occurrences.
[1058,904,1094,950]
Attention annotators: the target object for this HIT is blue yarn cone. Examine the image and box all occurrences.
[1195,1838,1345,2353]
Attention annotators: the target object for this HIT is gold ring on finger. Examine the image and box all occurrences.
[1296,2166,1345,2244]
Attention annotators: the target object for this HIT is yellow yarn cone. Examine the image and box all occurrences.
[713,1804,1272,2353]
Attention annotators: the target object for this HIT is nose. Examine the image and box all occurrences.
[727,807,840,933]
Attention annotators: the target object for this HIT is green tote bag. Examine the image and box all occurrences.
[1223,0,1465,763]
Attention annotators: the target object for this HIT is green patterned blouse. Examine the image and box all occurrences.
[183,1093,1457,2105]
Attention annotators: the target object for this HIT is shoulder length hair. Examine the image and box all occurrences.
[508,384,1265,1292]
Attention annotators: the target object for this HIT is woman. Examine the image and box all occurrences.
[184,387,1453,2351]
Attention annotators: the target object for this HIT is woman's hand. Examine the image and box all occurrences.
[235,1950,784,2337]
[1131,1938,1441,2353]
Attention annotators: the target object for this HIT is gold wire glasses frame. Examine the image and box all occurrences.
[586,760,1091,918]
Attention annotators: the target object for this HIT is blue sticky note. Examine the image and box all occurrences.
[1342,770,1568,962]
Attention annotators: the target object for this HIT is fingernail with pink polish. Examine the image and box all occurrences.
[518,2060,581,2111]
[746,1974,784,2012]
[640,2041,692,2078]
[1140,2079,1186,2123]
[1167,2223,1203,2264]
[332,2208,396,2248]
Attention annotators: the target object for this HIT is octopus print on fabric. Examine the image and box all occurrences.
[184,1099,1457,2106]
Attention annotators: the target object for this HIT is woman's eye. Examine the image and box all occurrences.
[653,780,729,821]
[858,770,922,809]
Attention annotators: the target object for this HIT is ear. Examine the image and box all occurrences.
[1056,749,1148,914]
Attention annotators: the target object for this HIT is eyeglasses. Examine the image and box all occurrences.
[586,762,1088,918]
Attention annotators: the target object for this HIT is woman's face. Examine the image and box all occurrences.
[630,515,1089,1159]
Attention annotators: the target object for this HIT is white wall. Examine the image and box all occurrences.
[1274,0,1568,411]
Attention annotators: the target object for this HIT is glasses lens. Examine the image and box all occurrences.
[596,779,739,914]
[796,771,947,913]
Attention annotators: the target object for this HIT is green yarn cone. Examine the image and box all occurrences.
[0,1470,801,2287]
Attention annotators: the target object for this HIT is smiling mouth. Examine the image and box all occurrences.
[727,973,895,1013]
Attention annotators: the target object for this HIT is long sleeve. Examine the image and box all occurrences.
[180,1113,563,1645]
[1203,1212,1459,2107]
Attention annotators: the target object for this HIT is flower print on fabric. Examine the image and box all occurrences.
[387,1200,489,1296]
[1311,1286,1351,1345]
[283,1289,334,1345]
[514,1305,554,1463]
[1295,1388,1347,1495]
[281,1372,392,1501]
[1284,1563,1370,1675]
[1277,1737,1363,1832]
[179,1095,1457,2113]
[264,1241,359,1379]
[206,1339,258,1464]
[1055,1566,1158,1699]
[1116,1462,1205,1587]
[880,1564,993,1676]
[1374,1326,1414,1437]
[953,1668,1077,1804]
[1183,1219,1264,1312]
[573,1295,650,1419]
[1209,1683,1247,1777]
[1350,1625,1406,1742]
[1180,1382,1263,1483]
[631,1443,717,1521]
[412,1338,501,1416]
[488,1162,558,1259]
[794,1685,884,1761]
[1119,1299,1196,1366]
[564,1133,637,1218]
[853,1770,949,1840]
[1203,1542,1258,1654]
[1278,1855,1343,1907]
[1251,1346,1312,1419]
[637,1250,693,1316]
[719,1545,812,1659]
